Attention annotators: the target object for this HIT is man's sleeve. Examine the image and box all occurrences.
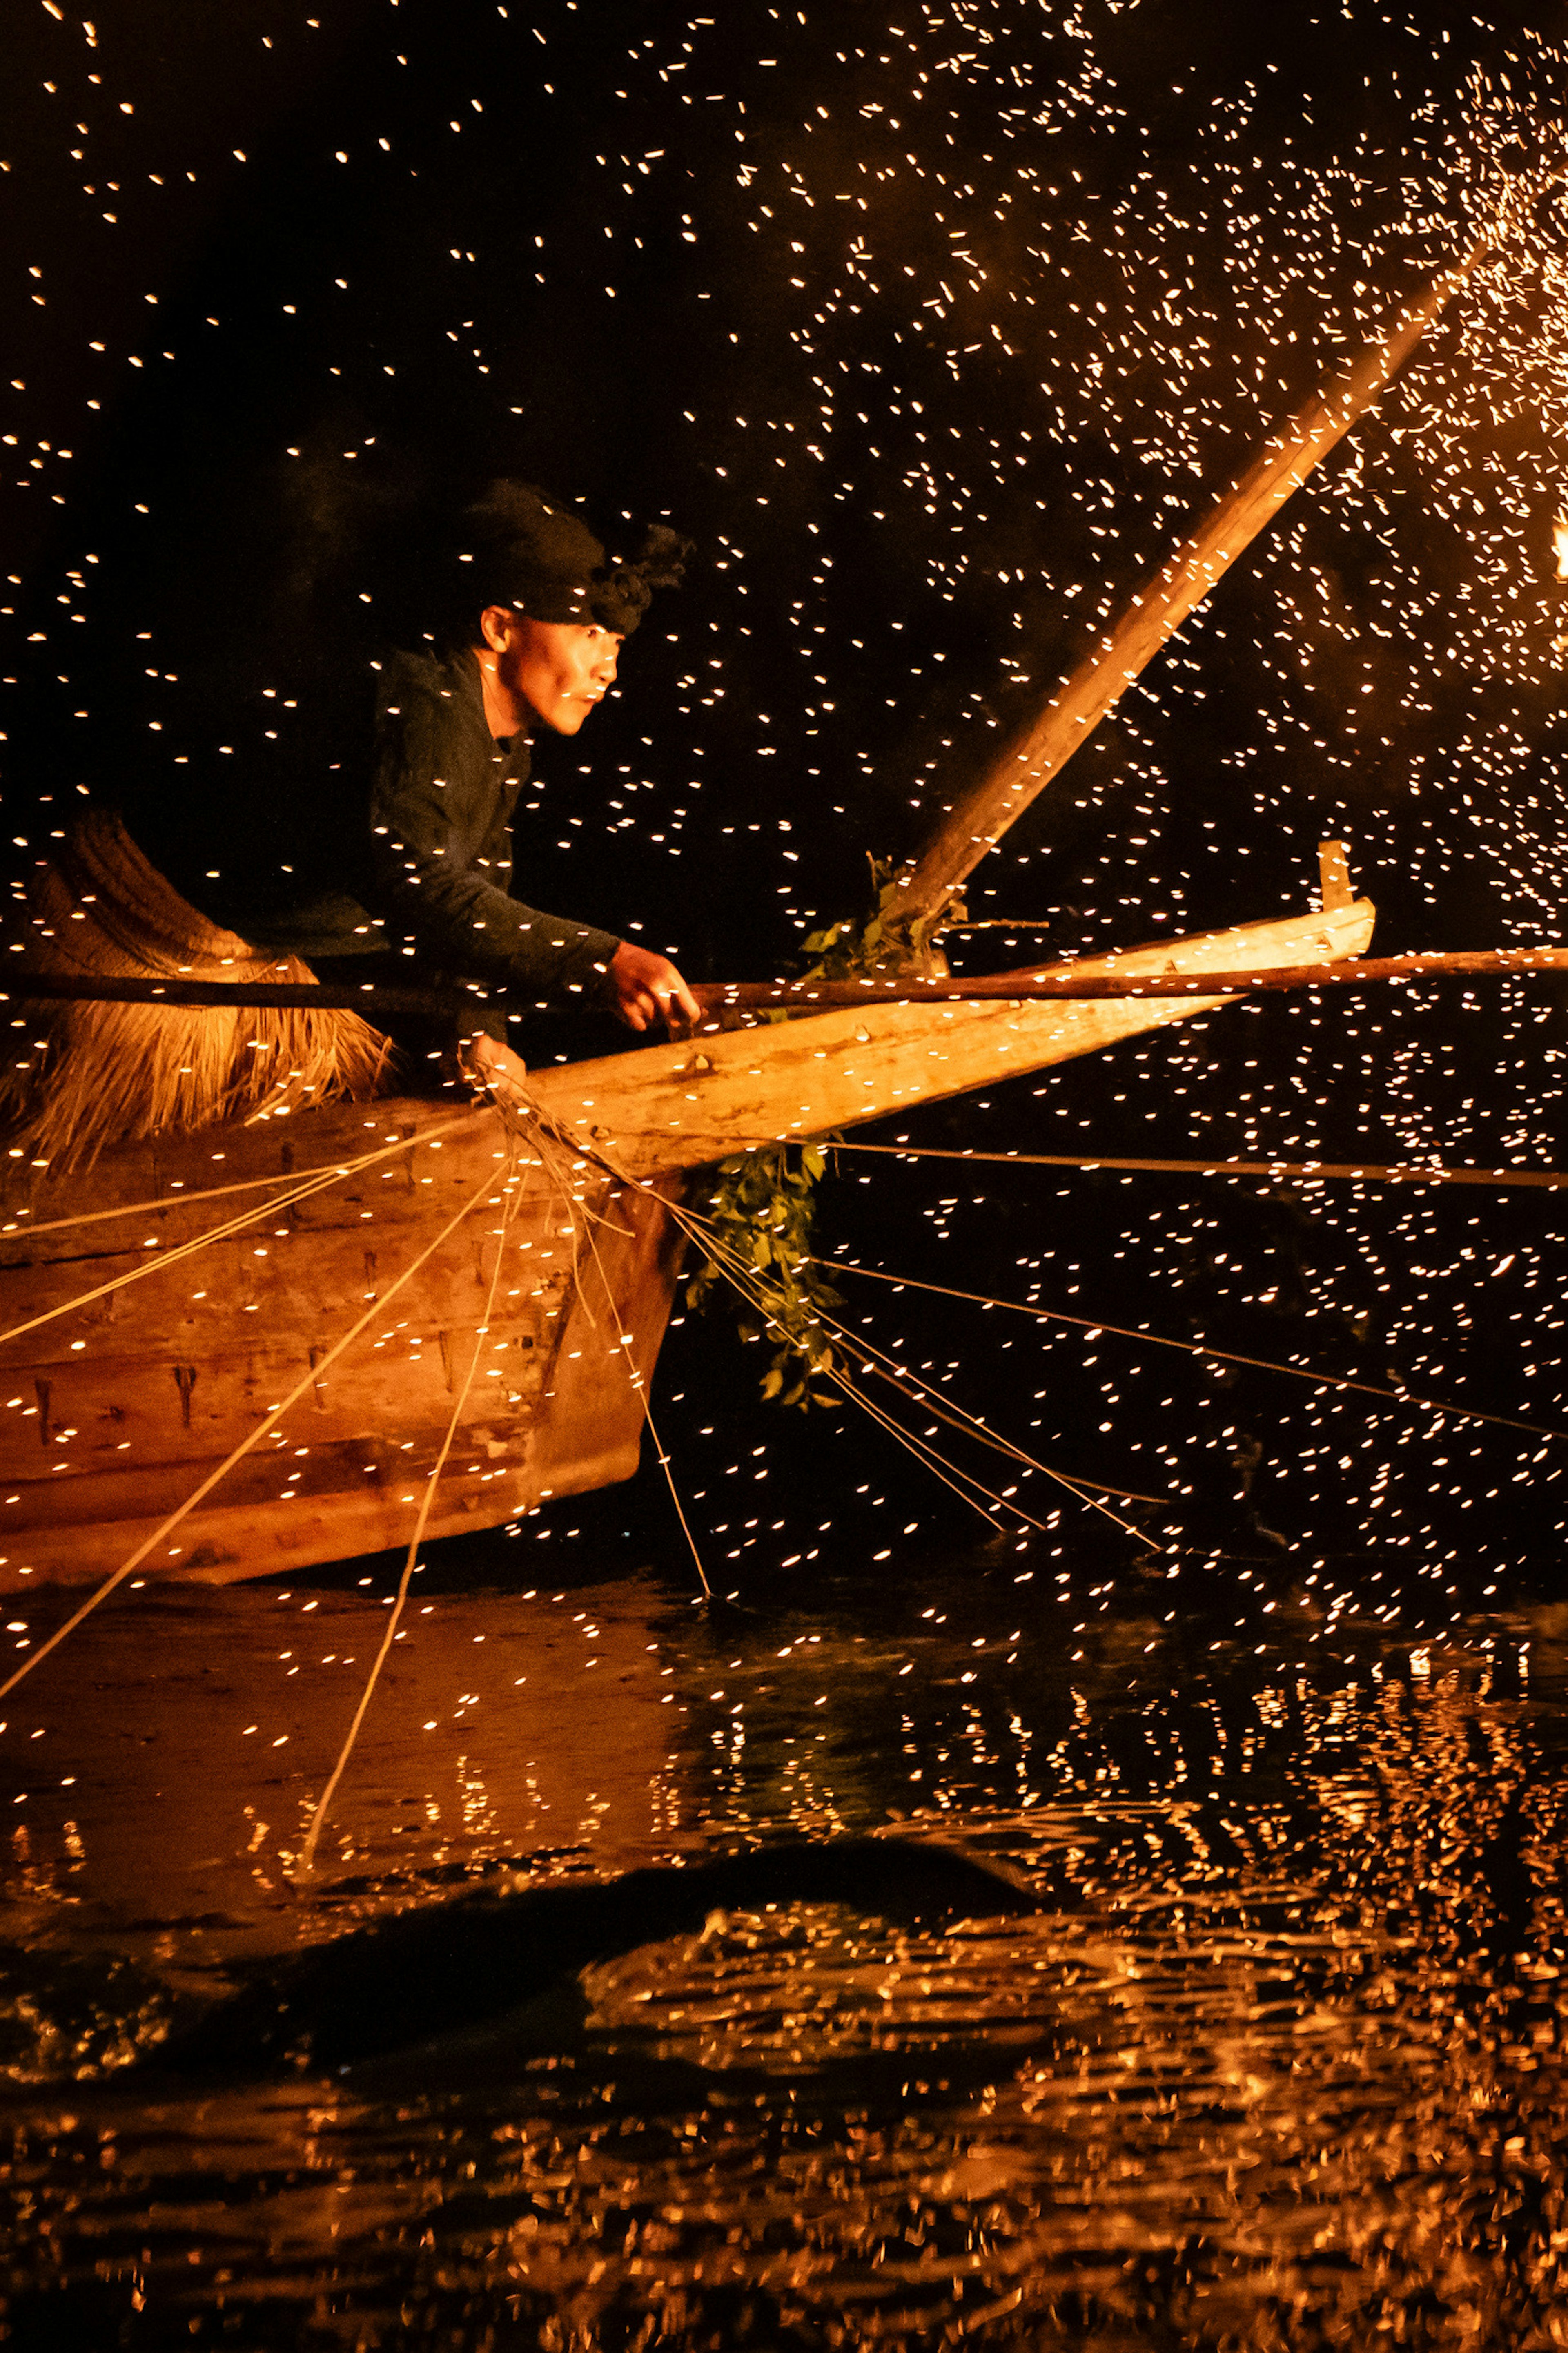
[361,682,621,1001]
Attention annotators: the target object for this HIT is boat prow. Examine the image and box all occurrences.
[532,890,1376,1173]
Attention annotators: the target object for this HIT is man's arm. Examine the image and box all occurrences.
[363,679,620,1001]
[364,665,699,1035]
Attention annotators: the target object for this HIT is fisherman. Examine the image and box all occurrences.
[2,482,702,1164]
[303,478,704,1093]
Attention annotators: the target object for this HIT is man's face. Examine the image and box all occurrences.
[486,611,622,736]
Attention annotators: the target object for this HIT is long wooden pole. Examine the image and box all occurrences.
[694,946,1568,1015]
[891,237,1490,931]
[0,972,472,1016]
[5,942,1559,1019]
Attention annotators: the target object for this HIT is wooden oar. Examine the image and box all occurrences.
[890,235,1492,932]
[695,948,1568,1015]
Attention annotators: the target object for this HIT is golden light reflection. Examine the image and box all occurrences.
[2,1566,1566,2344]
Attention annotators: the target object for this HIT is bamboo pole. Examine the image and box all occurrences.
[891,236,1491,931]
[7,941,1560,1020]
[693,946,1568,1016]
[0,972,472,1016]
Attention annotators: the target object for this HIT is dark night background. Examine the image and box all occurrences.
[6,0,1568,1607]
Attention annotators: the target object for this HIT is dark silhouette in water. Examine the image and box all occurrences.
[154,1839,1038,2078]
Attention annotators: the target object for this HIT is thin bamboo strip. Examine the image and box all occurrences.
[296,1146,523,1878]
[824,1140,1568,1192]
[831,1260,1568,1445]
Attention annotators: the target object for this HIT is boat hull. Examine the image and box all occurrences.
[0,1110,687,1591]
[0,892,1373,1590]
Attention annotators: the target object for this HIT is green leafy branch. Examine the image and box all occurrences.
[797,855,963,983]
[688,856,960,1405]
[685,1142,844,1409]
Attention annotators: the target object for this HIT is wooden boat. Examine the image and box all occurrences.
[0,882,1372,1593]
[0,248,1478,1592]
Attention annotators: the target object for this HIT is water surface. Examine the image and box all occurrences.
[3,1553,1566,2349]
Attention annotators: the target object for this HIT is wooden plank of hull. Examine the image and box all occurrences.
[0,1104,499,1239]
[0,892,1370,1589]
[0,1158,687,1592]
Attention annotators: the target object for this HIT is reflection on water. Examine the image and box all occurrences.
[3,1557,1568,2349]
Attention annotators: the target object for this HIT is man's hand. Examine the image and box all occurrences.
[606,940,702,1035]
[461,1030,530,1100]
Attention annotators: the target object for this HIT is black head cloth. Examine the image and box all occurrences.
[457,479,692,636]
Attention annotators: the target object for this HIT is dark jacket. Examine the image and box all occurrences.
[122,647,620,1008]
[359,647,620,997]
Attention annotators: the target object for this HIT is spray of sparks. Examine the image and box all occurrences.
[5,3,1568,1626]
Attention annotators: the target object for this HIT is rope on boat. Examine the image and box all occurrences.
[739,1202,1158,1540]
[829,1260,1568,1447]
[586,1110,1162,1546]
[867,1360,1169,1510]
[860,1361,1158,1543]
[601,1142,1029,1539]
[296,1142,525,1880]
[0,1121,487,1363]
[632,1143,1149,1549]
[827,1319,1161,1547]
[0,1153,401,1354]
[525,1097,1029,1546]
[825,1362,1030,1539]
[0,1155,508,1704]
[824,1140,1568,1192]
[514,1100,713,1598]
